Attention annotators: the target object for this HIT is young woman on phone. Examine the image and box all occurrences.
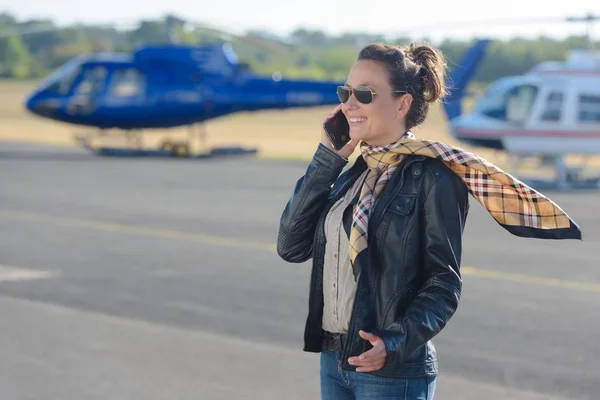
[276,42,581,400]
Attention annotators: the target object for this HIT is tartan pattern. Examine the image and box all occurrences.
[348,131,581,264]
[348,132,411,264]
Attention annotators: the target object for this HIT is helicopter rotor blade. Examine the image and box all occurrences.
[0,21,136,40]
[392,13,598,36]
[0,16,292,56]
[0,24,69,39]
[179,19,292,54]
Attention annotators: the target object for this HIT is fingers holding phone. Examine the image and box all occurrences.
[321,103,343,124]
[321,104,358,160]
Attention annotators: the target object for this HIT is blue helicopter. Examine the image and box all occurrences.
[25,43,344,128]
[6,19,489,158]
[20,40,347,156]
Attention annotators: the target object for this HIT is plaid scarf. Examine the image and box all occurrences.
[348,131,582,264]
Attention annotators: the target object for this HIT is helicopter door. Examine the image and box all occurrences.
[66,66,107,115]
[504,85,538,126]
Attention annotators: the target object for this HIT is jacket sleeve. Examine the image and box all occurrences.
[276,144,348,263]
[376,168,469,365]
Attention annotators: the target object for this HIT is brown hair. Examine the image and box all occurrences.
[357,42,448,129]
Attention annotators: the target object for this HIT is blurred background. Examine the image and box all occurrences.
[0,1,599,399]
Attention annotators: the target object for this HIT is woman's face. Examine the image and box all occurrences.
[341,60,411,147]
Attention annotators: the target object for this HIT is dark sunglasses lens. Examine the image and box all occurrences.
[354,87,373,104]
[337,86,350,103]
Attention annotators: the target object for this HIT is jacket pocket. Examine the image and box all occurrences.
[379,286,416,330]
[390,194,417,216]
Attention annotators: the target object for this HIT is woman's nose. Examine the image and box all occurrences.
[342,96,360,112]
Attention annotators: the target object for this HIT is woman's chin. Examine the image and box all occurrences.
[349,129,369,142]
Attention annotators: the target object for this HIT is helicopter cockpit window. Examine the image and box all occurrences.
[541,92,563,122]
[478,84,538,124]
[43,60,81,95]
[55,67,81,95]
[73,66,107,95]
[108,68,145,97]
[578,95,600,124]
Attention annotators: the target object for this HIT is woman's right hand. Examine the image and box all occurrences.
[320,104,359,160]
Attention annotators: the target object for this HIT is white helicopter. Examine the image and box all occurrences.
[441,13,600,190]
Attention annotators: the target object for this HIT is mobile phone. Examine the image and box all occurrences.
[323,109,350,151]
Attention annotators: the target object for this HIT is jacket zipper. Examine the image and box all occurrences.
[340,156,421,370]
[376,206,417,331]
[368,157,418,304]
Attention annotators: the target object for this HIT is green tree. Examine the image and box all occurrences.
[314,45,357,79]
[0,35,32,78]
[1,11,598,82]
[128,21,169,46]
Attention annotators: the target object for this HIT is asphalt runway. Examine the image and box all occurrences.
[1,141,599,400]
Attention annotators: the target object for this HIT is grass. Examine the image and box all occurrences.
[0,80,502,160]
[1,79,596,173]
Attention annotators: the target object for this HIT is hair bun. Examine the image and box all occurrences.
[407,43,447,103]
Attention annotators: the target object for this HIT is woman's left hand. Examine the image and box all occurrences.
[348,330,387,372]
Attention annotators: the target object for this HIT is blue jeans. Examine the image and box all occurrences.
[320,348,436,400]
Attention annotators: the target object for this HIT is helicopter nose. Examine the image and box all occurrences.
[25,94,37,114]
[25,94,59,117]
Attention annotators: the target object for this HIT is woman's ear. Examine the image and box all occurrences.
[396,94,413,120]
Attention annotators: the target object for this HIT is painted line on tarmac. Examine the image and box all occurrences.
[0,294,572,400]
[0,264,59,282]
[2,209,599,293]
[0,210,276,253]
[461,267,600,292]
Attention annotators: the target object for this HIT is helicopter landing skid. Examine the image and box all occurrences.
[510,155,600,191]
[73,129,144,150]
[72,126,258,159]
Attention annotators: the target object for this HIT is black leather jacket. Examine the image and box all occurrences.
[277,144,470,378]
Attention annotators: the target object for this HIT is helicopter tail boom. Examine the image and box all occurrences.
[231,77,342,110]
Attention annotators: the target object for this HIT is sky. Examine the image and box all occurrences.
[2,0,598,42]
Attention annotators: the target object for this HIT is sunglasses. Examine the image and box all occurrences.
[337,85,407,105]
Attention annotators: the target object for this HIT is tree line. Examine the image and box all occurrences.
[0,12,594,85]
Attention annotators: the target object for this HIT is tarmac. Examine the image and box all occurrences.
[1,141,599,399]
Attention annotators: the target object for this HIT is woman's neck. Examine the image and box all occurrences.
[364,128,411,147]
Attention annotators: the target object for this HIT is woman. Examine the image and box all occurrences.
[276,42,581,400]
